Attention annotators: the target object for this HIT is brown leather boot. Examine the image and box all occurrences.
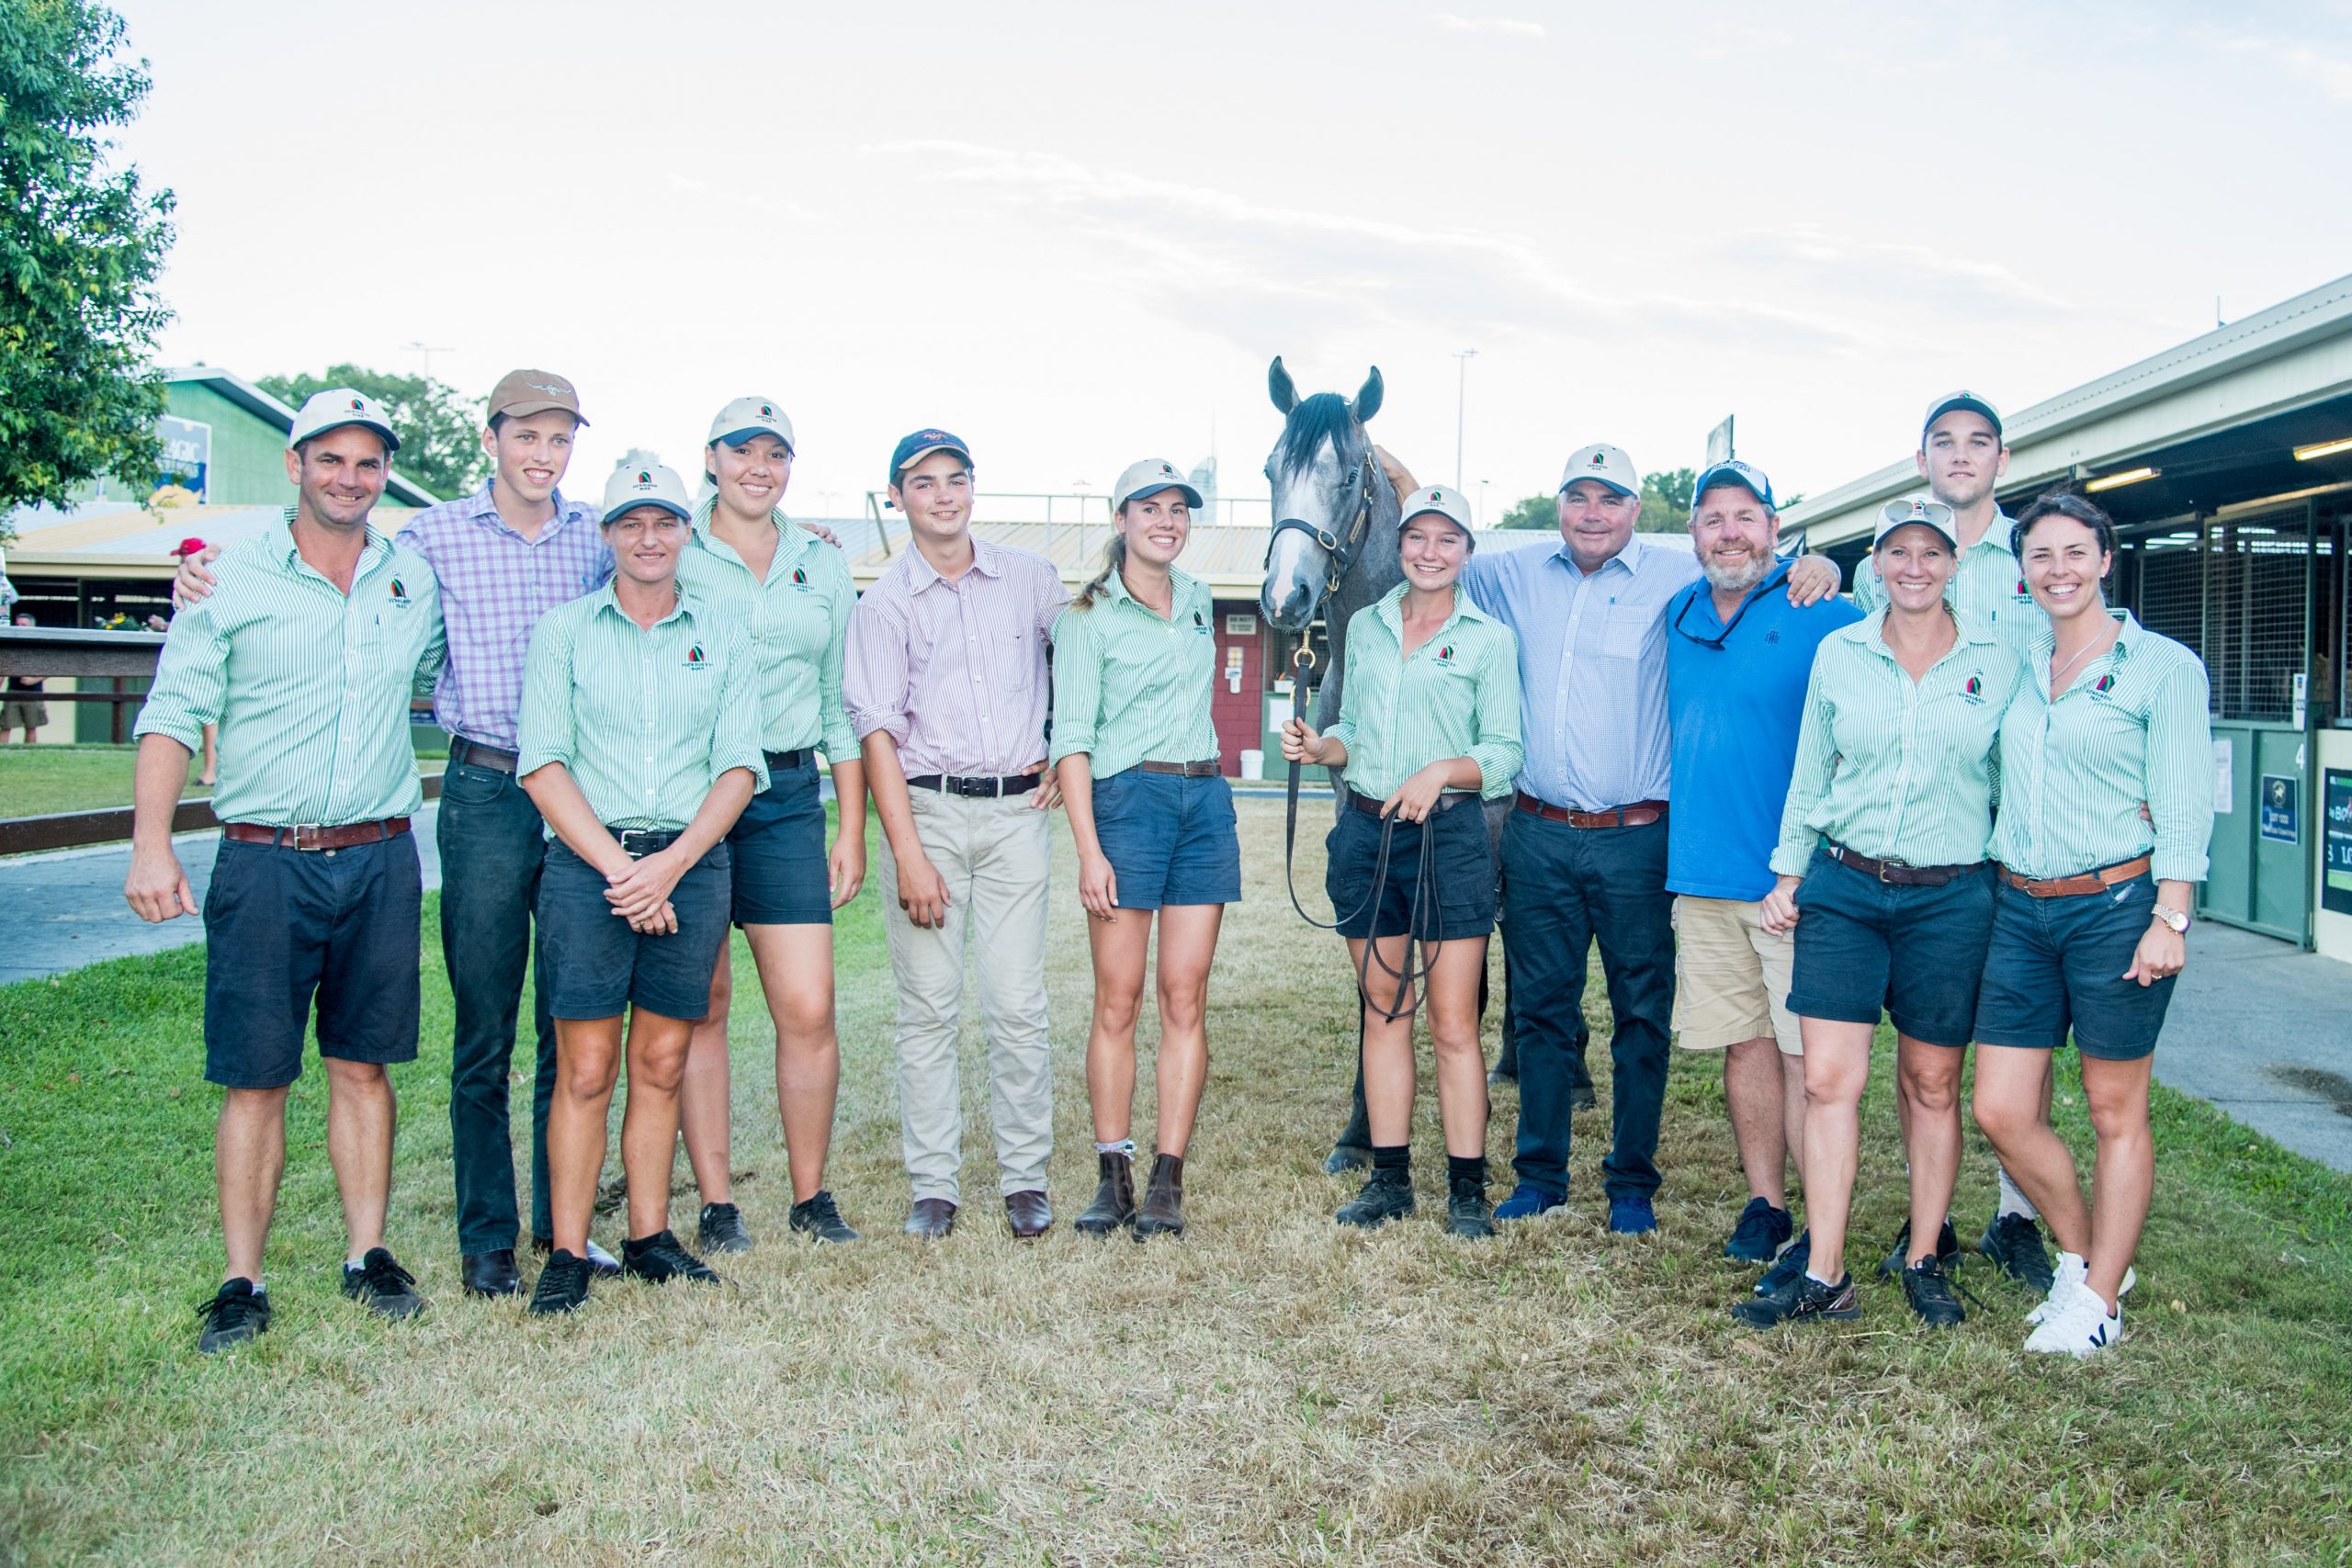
[1074,1150,1136,1236]
[1133,1152,1185,1240]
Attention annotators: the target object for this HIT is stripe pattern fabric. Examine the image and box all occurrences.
[1321,582,1522,801]
[680,499,857,761]
[1048,567,1221,778]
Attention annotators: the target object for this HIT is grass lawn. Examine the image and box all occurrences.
[0,743,447,823]
[1,799,2348,1564]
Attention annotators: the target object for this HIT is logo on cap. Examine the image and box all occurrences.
[349,397,366,412]
[1160,462,1176,476]
[1589,452,1608,468]
[759,404,774,418]
[1430,490,1444,504]
[528,382,569,396]
[638,471,652,485]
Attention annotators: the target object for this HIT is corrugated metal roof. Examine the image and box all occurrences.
[3,500,423,576]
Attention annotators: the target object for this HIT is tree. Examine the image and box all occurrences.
[1494,468,1699,534]
[1495,492,1555,529]
[257,365,485,501]
[0,0,175,540]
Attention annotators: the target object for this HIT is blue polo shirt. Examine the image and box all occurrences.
[1665,559,1862,900]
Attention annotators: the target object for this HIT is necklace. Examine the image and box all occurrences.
[2050,623,2116,687]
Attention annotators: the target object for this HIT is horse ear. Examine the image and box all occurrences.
[1353,367,1384,423]
[1268,356,1298,415]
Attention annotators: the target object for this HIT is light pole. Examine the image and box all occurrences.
[1478,479,1490,528]
[405,341,452,378]
[1453,348,1477,489]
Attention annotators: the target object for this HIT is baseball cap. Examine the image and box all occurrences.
[488,368,587,425]
[600,461,693,524]
[1691,458,1776,512]
[1873,495,1959,549]
[170,536,208,558]
[287,389,400,453]
[1559,443,1638,497]
[1111,457,1204,513]
[1921,389,2003,444]
[1399,484,1476,544]
[888,428,972,488]
[707,396,796,454]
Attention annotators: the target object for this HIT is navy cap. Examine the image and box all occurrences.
[1921,389,2003,444]
[1691,458,1775,512]
[889,428,971,488]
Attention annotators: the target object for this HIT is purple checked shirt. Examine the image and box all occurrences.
[844,540,1069,777]
[395,485,611,750]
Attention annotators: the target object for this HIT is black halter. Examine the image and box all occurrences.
[1264,450,1378,604]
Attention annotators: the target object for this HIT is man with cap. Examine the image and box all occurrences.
[172,369,618,1296]
[127,390,447,1353]
[516,460,765,1314]
[1462,444,1838,1234]
[845,430,1069,1238]
[1853,391,2057,1292]
[1663,459,1860,1268]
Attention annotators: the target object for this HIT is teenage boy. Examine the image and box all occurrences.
[517,461,765,1314]
[843,430,1069,1239]
[128,390,447,1353]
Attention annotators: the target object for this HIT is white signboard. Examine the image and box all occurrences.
[2213,738,2234,814]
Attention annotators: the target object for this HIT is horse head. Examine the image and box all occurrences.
[1260,356,1385,633]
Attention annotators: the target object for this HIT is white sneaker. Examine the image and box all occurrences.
[2025,1287,2122,1357]
[2027,1251,2136,1325]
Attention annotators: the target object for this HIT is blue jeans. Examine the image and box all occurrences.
[1501,810,1674,1201]
[437,762,558,1255]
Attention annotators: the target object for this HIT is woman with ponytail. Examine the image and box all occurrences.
[1051,459,1240,1241]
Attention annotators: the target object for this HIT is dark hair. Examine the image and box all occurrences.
[888,453,972,493]
[487,412,509,436]
[2011,490,2117,558]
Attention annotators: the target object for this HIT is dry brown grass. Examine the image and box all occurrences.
[4,797,2350,1564]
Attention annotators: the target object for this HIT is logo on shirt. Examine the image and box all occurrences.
[1193,609,1209,636]
[2093,672,2117,696]
[686,644,708,670]
[388,576,412,606]
[1961,671,1985,705]
[1435,643,1455,665]
[791,566,810,592]
[2016,577,2030,598]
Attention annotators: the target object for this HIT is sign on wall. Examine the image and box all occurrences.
[2324,769,2352,918]
[153,415,211,504]
[2259,773,2300,845]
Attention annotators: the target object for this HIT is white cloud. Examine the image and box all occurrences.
[2215,29,2352,99]
[1431,13,1546,38]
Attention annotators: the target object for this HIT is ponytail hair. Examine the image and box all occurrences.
[1073,532,1128,611]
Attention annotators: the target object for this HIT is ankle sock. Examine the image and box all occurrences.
[1996,1167,2040,1222]
[1372,1143,1410,1174]
[1096,1138,1136,1157]
[1447,1154,1487,1188]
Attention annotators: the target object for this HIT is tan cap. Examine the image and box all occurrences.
[1399,484,1476,541]
[487,368,586,425]
[1873,495,1958,548]
[1111,457,1204,513]
[707,396,795,454]
[1559,443,1638,497]
[601,460,692,523]
[287,389,399,453]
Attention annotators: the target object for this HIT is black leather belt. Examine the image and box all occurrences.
[1137,759,1219,777]
[449,737,518,773]
[613,827,684,859]
[1348,789,1475,818]
[1824,840,1984,887]
[906,772,1043,798]
[764,749,808,772]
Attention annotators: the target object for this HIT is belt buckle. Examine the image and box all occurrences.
[618,829,654,859]
[287,824,322,851]
[1877,855,1910,884]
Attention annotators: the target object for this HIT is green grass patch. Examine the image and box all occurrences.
[0,744,208,816]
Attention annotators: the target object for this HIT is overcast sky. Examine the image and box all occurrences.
[111,0,2352,520]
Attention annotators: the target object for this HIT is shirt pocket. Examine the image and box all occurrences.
[1600,604,1653,660]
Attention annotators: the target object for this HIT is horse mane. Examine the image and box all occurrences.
[1274,392,1362,476]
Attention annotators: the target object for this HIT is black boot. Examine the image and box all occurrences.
[1336,1168,1416,1229]
[1327,1044,1374,1173]
[1134,1153,1185,1240]
[1074,1150,1137,1236]
[1447,1177,1495,1238]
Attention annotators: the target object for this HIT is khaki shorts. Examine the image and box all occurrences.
[1671,895,1800,1055]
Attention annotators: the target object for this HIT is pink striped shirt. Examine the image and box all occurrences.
[844,540,1069,778]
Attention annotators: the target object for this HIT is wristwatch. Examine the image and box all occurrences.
[2152,902,2190,934]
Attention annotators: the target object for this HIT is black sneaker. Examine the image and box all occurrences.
[1901,1255,1967,1328]
[1724,1197,1794,1263]
[788,1190,860,1244]
[1732,1269,1859,1328]
[1445,1178,1495,1239]
[1755,1228,1812,1297]
[527,1250,594,1316]
[1878,1217,1962,1279]
[196,1278,272,1353]
[1335,1168,1416,1229]
[620,1230,720,1286]
[340,1247,426,1319]
[1978,1212,2056,1292]
[697,1201,754,1255]
[532,1235,623,1277]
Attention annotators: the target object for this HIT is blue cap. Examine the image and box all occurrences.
[1691,458,1775,512]
[889,428,971,488]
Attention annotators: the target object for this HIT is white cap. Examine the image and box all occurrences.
[1111,457,1204,513]
[707,396,796,454]
[1873,494,1958,549]
[287,389,400,453]
[1399,484,1476,541]
[601,460,693,523]
[1559,443,1638,497]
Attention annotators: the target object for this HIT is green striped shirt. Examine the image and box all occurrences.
[679,501,856,760]
[1048,567,1220,778]
[1771,609,2025,874]
[1853,514,2044,656]
[1322,583,1521,801]
[135,513,446,826]
[516,585,769,832]
[1990,613,2213,882]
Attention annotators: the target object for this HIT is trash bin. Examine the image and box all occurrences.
[1239,748,1264,781]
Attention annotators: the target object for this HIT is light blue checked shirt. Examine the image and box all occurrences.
[1461,533,1697,811]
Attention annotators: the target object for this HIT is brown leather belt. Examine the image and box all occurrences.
[1138,759,1220,777]
[1349,789,1476,818]
[449,737,518,773]
[222,818,412,852]
[1999,854,2152,898]
[1515,792,1667,829]
[1823,840,1983,887]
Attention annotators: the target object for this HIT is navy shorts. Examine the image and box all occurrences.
[1092,768,1242,909]
[1786,848,1994,1048]
[1974,871,2176,1061]
[1326,794,1497,941]
[536,839,734,1021]
[201,833,423,1089]
[727,753,831,926]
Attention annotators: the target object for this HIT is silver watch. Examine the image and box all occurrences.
[2152,902,2189,934]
